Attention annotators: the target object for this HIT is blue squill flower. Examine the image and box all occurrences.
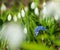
[34,26,47,36]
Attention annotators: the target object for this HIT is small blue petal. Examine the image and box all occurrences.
[34,26,47,36]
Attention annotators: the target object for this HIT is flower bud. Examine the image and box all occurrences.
[24,27,27,34]
[1,3,6,12]
[34,7,39,16]
[31,2,35,9]
[18,12,21,19]
[54,14,59,21]
[21,9,25,17]
[7,14,12,21]
[24,6,28,12]
[13,15,17,22]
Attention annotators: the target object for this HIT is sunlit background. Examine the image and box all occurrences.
[0,0,60,50]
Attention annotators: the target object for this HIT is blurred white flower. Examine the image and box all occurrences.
[18,12,21,19]
[42,2,55,16]
[34,7,39,16]
[1,3,6,12]
[7,14,12,21]
[42,7,48,19]
[13,15,17,22]
[43,2,46,7]
[54,14,59,21]
[42,1,60,19]
[31,2,35,9]
[21,9,25,17]
[24,27,27,34]
[24,6,28,12]
[42,7,47,15]
[2,23,25,49]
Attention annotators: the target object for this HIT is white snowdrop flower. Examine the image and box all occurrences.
[21,9,25,17]
[42,7,47,15]
[1,3,6,12]
[7,14,12,21]
[2,23,26,49]
[31,2,35,9]
[24,6,28,12]
[13,15,17,22]
[42,7,48,19]
[24,27,27,34]
[18,12,21,19]
[54,14,59,21]
[43,2,46,7]
[42,8,47,18]
[34,7,39,16]
[42,2,55,17]
[42,1,60,19]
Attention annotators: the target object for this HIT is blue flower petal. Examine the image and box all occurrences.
[34,26,47,36]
